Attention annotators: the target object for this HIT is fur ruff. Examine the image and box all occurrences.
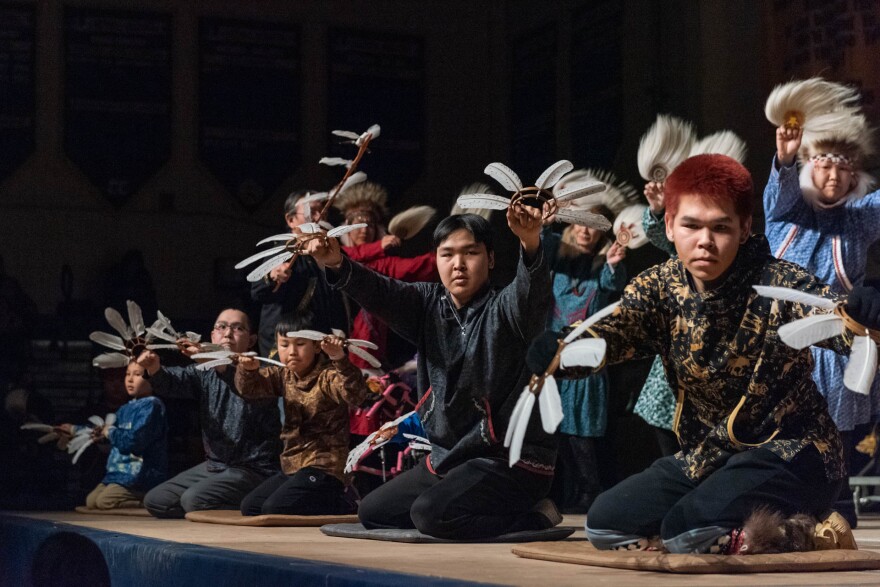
[740,508,818,554]
[332,181,389,218]
[798,159,877,209]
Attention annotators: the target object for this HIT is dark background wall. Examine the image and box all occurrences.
[1,0,878,322]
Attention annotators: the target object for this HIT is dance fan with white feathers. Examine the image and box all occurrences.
[237,124,381,283]
[505,301,620,466]
[21,414,118,464]
[287,329,383,369]
[236,219,370,283]
[344,411,430,475]
[456,160,612,230]
[144,309,223,354]
[637,115,696,183]
[753,285,879,394]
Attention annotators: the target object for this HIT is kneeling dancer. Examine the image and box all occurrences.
[308,207,557,540]
[529,154,880,554]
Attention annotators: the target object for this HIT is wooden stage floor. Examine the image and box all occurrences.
[11,511,880,586]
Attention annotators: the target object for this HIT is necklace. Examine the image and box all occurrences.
[444,296,467,336]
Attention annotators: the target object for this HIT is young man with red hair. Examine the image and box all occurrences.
[529,154,880,553]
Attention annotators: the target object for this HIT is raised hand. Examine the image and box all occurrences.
[507,202,543,254]
[136,350,161,376]
[321,335,346,360]
[776,125,803,167]
[644,181,665,214]
[607,241,627,266]
[381,235,401,250]
[269,263,292,284]
[305,232,344,268]
[237,355,260,371]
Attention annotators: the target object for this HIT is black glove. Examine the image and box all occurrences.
[526,330,562,375]
[847,285,880,331]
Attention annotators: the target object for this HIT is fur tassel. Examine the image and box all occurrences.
[740,508,818,554]
[637,115,696,182]
[388,205,437,240]
[690,130,748,163]
[765,78,859,136]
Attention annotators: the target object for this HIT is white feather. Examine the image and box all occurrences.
[844,336,878,395]
[637,115,696,182]
[364,123,381,140]
[199,343,224,352]
[126,300,145,336]
[778,313,843,349]
[88,415,105,428]
[319,157,353,168]
[105,413,116,427]
[554,208,613,231]
[146,328,177,343]
[191,351,234,361]
[146,344,178,350]
[89,331,127,351]
[537,376,564,434]
[156,310,174,332]
[246,251,294,283]
[286,329,327,341]
[504,389,531,448]
[455,194,511,210]
[195,358,233,370]
[752,285,837,310]
[554,180,607,203]
[340,171,368,192]
[67,433,92,453]
[303,191,330,203]
[347,338,379,350]
[388,206,437,240]
[21,423,54,433]
[535,160,574,190]
[71,439,95,464]
[38,432,59,444]
[348,345,382,368]
[332,130,360,140]
[256,233,295,246]
[690,130,748,163]
[328,223,368,238]
[92,352,131,369]
[104,307,133,339]
[256,356,287,368]
[297,222,323,234]
[564,301,621,343]
[234,245,288,270]
[484,162,523,192]
[507,390,536,467]
[560,338,608,368]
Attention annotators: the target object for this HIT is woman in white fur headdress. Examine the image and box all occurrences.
[541,169,635,513]
[764,77,880,527]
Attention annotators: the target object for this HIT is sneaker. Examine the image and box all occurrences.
[531,498,563,528]
[814,510,858,550]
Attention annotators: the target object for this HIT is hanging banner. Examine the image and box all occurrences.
[510,27,556,182]
[64,8,172,206]
[327,29,424,196]
[0,3,35,183]
[199,18,301,212]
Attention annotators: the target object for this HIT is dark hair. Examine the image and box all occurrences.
[217,308,254,332]
[274,311,316,337]
[432,214,494,253]
[283,189,312,217]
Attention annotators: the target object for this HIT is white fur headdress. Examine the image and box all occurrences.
[637,115,696,182]
[553,169,638,215]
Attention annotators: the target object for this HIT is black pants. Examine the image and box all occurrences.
[358,457,553,539]
[240,468,351,516]
[550,435,602,514]
[586,447,842,553]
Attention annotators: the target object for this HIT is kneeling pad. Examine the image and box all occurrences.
[320,522,575,543]
[75,506,151,517]
[511,541,880,574]
[185,510,359,526]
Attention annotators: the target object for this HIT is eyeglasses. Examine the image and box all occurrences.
[213,322,248,334]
